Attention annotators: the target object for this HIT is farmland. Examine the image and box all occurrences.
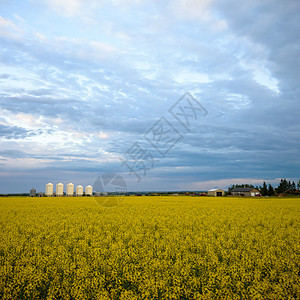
[0,196,299,299]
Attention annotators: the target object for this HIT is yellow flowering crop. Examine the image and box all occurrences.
[0,196,299,299]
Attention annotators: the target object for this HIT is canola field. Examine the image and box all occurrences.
[0,195,299,299]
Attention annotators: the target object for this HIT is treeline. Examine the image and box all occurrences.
[0,193,29,197]
[228,179,300,196]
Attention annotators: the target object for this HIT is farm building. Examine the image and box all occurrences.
[207,188,224,196]
[231,188,260,196]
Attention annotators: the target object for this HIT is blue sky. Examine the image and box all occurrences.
[0,0,299,193]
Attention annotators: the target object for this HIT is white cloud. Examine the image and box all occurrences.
[173,70,212,84]
[34,32,47,42]
[253,68,280,94]
[168,0,213,21]
[0,16,24,40]
[98,131,109,139]
[38,0,83,17]
[36,0,147,19]
[14,113,42,128]
[226,94,251,110]
[212,19,228,32]
[52,36,119,61]
[0,16,19,31]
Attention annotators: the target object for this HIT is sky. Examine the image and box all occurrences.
[0,0,299,193]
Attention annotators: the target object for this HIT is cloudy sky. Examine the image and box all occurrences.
[0,0,299,193]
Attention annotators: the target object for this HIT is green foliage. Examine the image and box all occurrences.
[260,182,268,196]
[268,184,275,196]
[0,196,299,299]
[277,179,288,194]
[228,184,254,192]
[276,179,299,195]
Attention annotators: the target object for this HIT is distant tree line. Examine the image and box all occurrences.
[228,179,300,196]
[228,184,255,191]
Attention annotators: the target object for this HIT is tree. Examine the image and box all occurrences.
[228,184,254,192]
[277,179,289,194]
[261,181,268,196]
[268,184,274,196]
[228,184,235,192]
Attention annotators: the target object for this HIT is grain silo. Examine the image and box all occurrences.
[66,183,74,196]
[56,183,64,196]
[85,185,93,196]
[30,188,36,197]
[76,185,83,196]
[45,182,53,196]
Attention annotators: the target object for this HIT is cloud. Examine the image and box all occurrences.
[38,0,83,17]
[0,16,24,40]
[0,124,39,139]
[0,0,299,192]
[173,70,212,84]
[168,0,213,21]
[216,0,300,90]
[0,149,28,158]
[52,36,119,61]
[0,73,10,79]
[98,131,109,139]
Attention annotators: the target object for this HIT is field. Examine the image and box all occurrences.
[0,196,299,299]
